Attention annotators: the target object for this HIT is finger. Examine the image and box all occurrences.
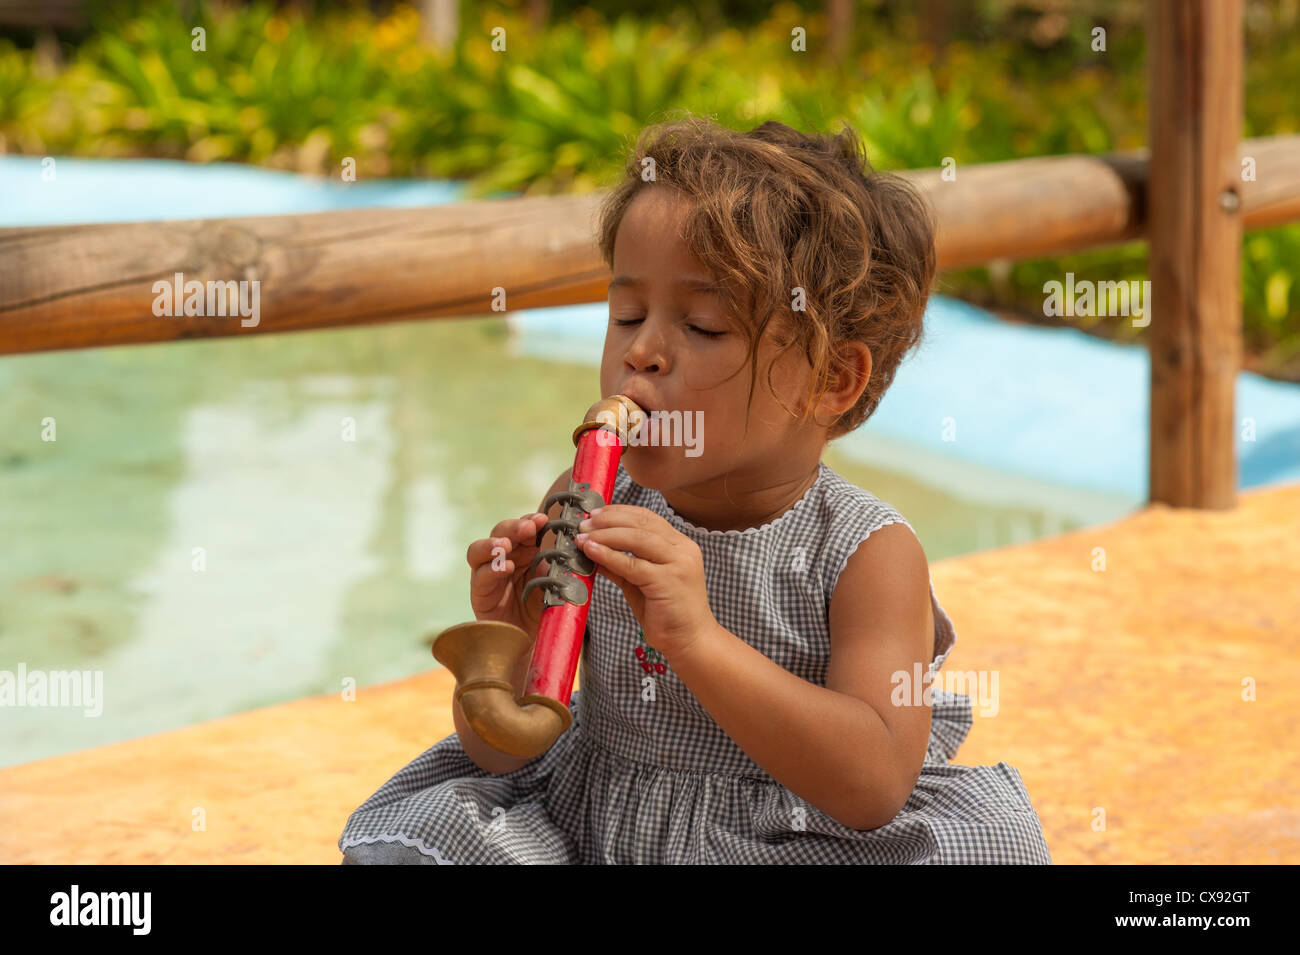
[469,557,516,611]
[513,514,548,549]
[509,514,556,582]
[470,547,519,582]
[576,504,662,528]
[575,525,677,568]
[467,535,513,568]
[489,515,528,539]
[576,535,661,588]
[519,513,560,566]
[577,504,675,549]
[468,514,548,567]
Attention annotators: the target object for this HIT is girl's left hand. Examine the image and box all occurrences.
[574,504,717,658]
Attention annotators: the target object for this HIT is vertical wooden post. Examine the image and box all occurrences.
[526,0,551,32]
[420,0,458,50]
[1147,0,1243,509]
[826,0,855,63]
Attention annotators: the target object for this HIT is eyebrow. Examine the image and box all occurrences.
[608,275,722,294]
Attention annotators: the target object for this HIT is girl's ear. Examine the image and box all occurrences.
[820,343,873,418]
[847,342,873,397]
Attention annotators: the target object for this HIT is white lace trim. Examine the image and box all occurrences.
[340,833,456,864]
[653,461,830,537]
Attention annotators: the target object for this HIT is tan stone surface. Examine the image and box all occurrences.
[1,484,1296,864]
[0,668,463,864]
[935,482,1300,864]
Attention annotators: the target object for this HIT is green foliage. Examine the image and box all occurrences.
[420,11,731,197]
[0,0,1297,378]
[1243,226,1300,373]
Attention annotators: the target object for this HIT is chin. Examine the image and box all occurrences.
[618,444,672,491]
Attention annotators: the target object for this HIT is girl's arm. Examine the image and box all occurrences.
[664,521,935,830]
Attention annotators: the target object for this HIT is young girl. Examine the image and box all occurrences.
[339,116,1052,864]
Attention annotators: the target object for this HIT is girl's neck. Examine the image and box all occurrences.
[659,460,822,533]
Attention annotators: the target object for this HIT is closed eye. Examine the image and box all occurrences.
[612,318,725,339]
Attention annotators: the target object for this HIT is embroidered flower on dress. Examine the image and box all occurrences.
[633,628,668,675]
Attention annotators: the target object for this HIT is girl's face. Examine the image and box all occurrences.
[600,187,826,497]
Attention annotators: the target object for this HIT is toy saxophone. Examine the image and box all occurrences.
[429,395,646,759]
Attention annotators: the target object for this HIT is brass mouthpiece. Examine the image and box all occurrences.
[571,394,646,446]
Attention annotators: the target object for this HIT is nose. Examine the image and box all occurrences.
[622,320,667,374]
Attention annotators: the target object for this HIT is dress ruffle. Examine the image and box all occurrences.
[339,690,1051,865]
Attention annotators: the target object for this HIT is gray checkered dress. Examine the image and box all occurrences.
[338,460,1052,864]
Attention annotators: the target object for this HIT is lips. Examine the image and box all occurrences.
[617,389,659,417]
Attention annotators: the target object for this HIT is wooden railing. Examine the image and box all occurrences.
[3,135,1296,360]
[0,0,86,28]
[1,0,1297,509]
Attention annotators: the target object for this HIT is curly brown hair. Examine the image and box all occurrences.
[595,114,937,441]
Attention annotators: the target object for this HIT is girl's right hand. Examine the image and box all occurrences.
[467,512,553,637]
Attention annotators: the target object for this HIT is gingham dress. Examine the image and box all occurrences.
[338,460,1052,864]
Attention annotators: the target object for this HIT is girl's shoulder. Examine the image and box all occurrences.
[814,465,957,672]
[813,462,913,537]
[802,463,918,595]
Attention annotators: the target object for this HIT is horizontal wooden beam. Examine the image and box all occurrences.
[0,194,612,356]
[0,0,86,28]
[1,136,1296,357]
[917,135,1298,269]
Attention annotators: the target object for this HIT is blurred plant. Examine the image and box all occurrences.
[851,70,979,170]
[424,11,719,196]
[1242,225,1300,376]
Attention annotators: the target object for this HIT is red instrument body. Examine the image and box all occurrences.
[522,427,625,708]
